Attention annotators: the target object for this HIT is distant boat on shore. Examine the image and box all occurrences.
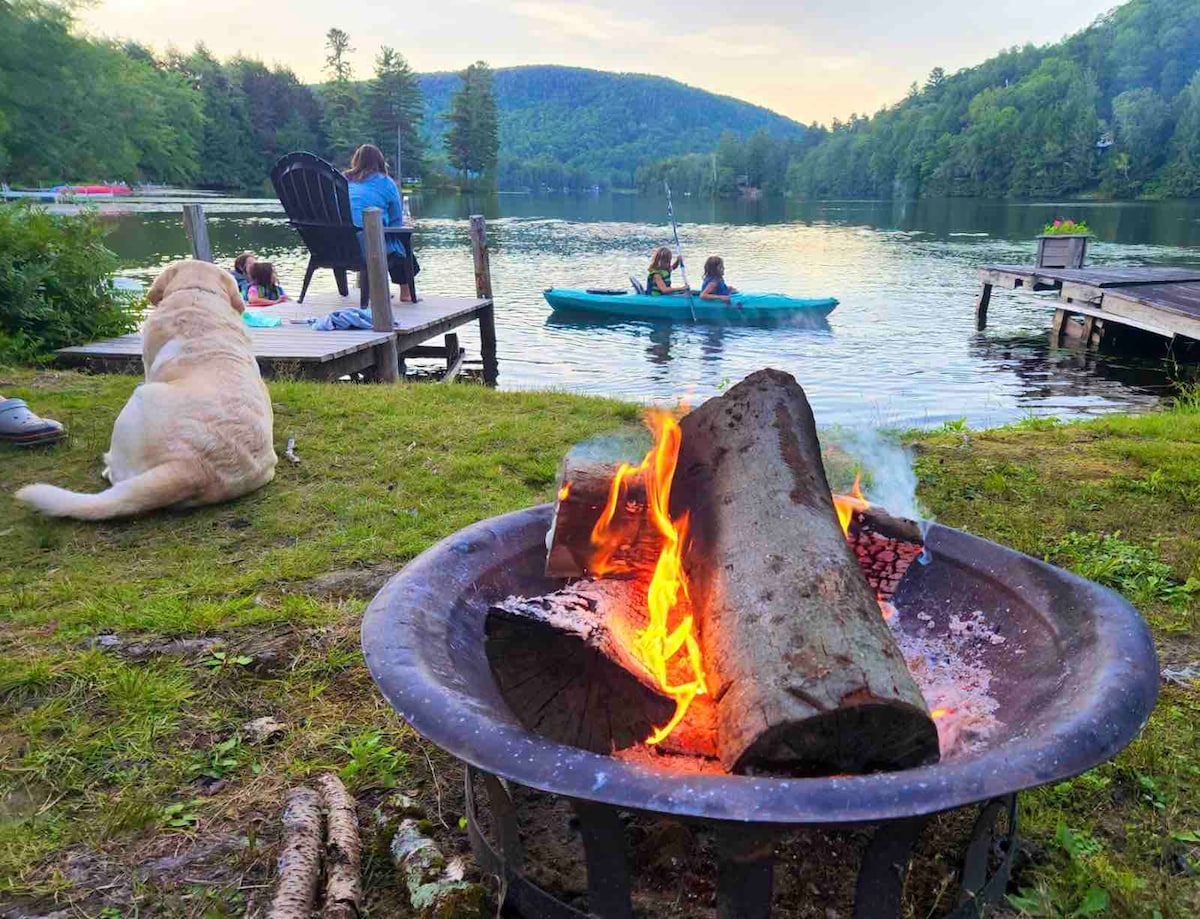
[2,182,134,201]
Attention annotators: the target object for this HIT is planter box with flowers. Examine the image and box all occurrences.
[1037,218,1091,269]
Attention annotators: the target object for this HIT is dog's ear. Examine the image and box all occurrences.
[147,261,184,306]
[220,270,246,314]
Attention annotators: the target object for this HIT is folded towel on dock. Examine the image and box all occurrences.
[310,308,376,331]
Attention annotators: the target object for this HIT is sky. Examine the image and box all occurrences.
[80,0,1120,124]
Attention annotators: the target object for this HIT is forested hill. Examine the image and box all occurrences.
[787,0,1200,199]
[417,66,806,185]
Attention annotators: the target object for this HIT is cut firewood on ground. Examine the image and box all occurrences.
[267,787,323,919]
[390,817,489,917]
[316,773,362,919]
[267,776,363,919]
[489,367,939,777]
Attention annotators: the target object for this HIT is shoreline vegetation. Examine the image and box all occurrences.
[0,369,1197,916]
[12,0,1200,203]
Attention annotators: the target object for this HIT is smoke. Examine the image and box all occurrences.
[820,426,926,524]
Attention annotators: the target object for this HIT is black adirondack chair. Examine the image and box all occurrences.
[270,152,416,304]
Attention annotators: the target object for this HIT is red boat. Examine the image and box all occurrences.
[52,184,133,196]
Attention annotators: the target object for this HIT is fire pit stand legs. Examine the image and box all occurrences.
[464,766,1019,918]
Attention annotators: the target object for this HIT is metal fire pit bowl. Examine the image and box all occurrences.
[362,505,1158,916]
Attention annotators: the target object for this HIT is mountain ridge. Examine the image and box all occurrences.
[413,64,807,185]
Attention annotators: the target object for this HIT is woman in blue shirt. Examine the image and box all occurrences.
[346,144,419,302]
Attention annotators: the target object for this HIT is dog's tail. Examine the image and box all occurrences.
[14,462,202,521]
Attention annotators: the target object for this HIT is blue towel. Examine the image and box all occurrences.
[310,308,376,331]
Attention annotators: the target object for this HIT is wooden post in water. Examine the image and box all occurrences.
[181,204,213,262]
[469,215,498,386]
[975,282,992,331]
[363,207,400,383]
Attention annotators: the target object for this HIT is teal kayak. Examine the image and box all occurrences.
[543,287,838,321]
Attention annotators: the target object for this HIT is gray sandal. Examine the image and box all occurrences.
[0,398,66,446]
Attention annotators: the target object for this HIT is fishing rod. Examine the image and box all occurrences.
[664,179,697,323]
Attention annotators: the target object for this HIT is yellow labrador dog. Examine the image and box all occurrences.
[16,260,276,519]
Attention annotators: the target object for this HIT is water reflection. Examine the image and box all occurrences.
[97,193,1200,427]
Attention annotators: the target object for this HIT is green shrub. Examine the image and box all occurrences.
[0,203,137,363]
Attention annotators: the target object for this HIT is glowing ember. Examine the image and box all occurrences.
[930,708,956,720]
[832,474,870,536]
[590,411,707,744]
[557,482,570,502]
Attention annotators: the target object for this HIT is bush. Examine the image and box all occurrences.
[0,204,137,364]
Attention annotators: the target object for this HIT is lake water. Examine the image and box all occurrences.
[99,193,1200,429]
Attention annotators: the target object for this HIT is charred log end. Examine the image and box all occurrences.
[731,701,941,777]
[485,612,675,755]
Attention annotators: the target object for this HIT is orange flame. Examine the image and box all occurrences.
[557,482,571,502]
[930,708,956,720]
[832,474,869,536]
[591,412,707,744]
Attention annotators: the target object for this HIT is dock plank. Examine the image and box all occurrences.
[986,265,1200,288]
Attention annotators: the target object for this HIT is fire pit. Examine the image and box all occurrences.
[362,502,1158,917]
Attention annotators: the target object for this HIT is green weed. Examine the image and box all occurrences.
[1047,531,1198,609]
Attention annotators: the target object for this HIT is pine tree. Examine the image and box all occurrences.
[444,61,498,183]
[367,47,424,180]
[321,27,361,165]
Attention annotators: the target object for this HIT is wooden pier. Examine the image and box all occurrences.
[58,206,498,383]
[976,264,1200,348]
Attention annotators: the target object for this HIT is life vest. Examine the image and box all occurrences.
[647,267,671,296]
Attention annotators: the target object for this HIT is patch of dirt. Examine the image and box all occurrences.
[108,636,223,661]
[1,832,254,919]
[290,565,397,601]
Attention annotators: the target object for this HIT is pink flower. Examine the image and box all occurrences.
[1053,218,1063,226]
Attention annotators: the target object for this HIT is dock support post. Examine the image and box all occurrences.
[1079,315,1097,350]
[975,282,992,331]
[364,207,400,384]
[1050,309,1068,346]
[470,215,498,386]
[181,204,213,262]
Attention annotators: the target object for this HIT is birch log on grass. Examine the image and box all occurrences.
[317,773,362,919]
[674,368,939,775]
[267,787,323,919]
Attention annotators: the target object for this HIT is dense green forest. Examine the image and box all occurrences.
[780,0,1200,199]
[418,66,805,189]
[9,0,1200,199]
[0,2,803,191]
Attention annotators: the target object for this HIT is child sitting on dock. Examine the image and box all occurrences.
[647,246,687,296]
[699,256,738,303]
[231,252,256,298]
[245,262,289,307]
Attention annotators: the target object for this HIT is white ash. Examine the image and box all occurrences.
[886,604,1003,759]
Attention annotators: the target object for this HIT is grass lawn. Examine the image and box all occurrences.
[1,368,1198,917]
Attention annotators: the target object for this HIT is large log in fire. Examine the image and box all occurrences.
[491,369,939,777]
[673,369,937,774]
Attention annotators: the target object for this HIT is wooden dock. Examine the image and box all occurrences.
[976,264,1200,348]
[57,291,495,382]
[59,204,498,383]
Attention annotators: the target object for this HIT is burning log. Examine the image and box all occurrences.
[673,369,939,775]
[545,436,662,578]
[488,580,718,758]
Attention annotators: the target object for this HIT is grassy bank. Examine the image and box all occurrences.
[0,370,1197,917]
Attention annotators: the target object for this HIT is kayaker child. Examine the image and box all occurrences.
[647,246,687,296]
[246,261,289,307]
[699,256,738,303]
[231,251,256,299]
